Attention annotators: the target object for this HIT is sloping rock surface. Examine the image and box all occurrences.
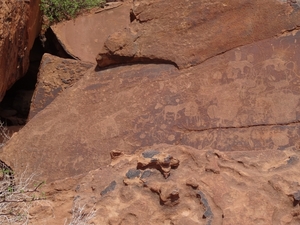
[28,144,300,224]
[0,0,41,101]
[28,54,94,120]
[1,30,300,181]
[97,0,300,68]
[51,2,131,63]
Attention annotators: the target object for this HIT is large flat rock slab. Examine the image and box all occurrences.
[97,0,300,68]
[30,145,300,224]
[28,54,94,120]
[1,31,300,181]
[51,2,131,63]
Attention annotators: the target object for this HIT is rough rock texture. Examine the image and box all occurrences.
[97,0,300,68]
[1,30,300,182]
[28,54,94,120]
[51,2,131,63]
[28,144,300,224]
[0,0,41,101]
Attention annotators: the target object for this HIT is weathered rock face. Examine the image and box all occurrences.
[28,54,94,120]
[29,145,300,224]
[51,2,131,63]
[97,0,300,68]
[0,0,41,101]
[1,30,300,182]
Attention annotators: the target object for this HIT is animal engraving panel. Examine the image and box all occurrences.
[163,101,199,123]
[129,31,300,151]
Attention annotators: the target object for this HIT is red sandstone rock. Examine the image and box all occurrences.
[1,30,300,182]
[1,1,300,223]
[28,53,94,120]
[51,2,131,63]
[0,0,41,101]
[97,0,300,69]
[28,144,300,224]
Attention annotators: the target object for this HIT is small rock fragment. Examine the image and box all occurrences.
[186,178,199,189]
[159,185,180,206]
[205,151,221,174]
[110,150,123,159]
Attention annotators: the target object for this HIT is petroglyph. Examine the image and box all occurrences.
[163,101,198,121]
[268,92,299,123]
[262,56,289,72]
[226,51,254,79]
[107,31,300,152]
[99,109,128,138]
[206,86,241,124]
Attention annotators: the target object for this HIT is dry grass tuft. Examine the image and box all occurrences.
[65,201,97,225]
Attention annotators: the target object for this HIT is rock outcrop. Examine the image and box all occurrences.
[51,2,131,63]
[1,29,300,182]
[1,0,300,223]
[28,53,94,120]
[97,0,300,68]
[28,144,300,224]
[0,0,41,101]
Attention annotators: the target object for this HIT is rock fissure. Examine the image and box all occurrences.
[279,25,300,36]
[176,119,300,133]
[3,0,300,223]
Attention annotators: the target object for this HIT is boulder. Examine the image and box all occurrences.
[28,54,94,120]
[50,2,132,63]
[97,0,300,68]
[1,30,300,181]
[0,0,41,101]
[29,144,300,224]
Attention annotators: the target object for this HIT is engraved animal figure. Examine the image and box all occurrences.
[262,57,297,79]
[227,51,254,78]
[163,102,198,121]
[99,109,128,138]
[262,57,288,72]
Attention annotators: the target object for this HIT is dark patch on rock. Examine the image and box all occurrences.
[164,155,171,163]
[142,150,160,158]
[100,180,117,196]
[292,190,300,206]
[274,155,299,171]
[287,156,298,165]
[197,191,213,225]
[140,170,152,179]
[126,169,141,179]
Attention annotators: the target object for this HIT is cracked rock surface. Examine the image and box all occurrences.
[1,0,300,223]
[29,144,300,224]
[51,2,131,63]
[0,0,41,101]
[2,29,300,181]
[97,0,300,68]
[28,54,94,120]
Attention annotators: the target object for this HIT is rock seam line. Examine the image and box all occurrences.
[176,119,300,133]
